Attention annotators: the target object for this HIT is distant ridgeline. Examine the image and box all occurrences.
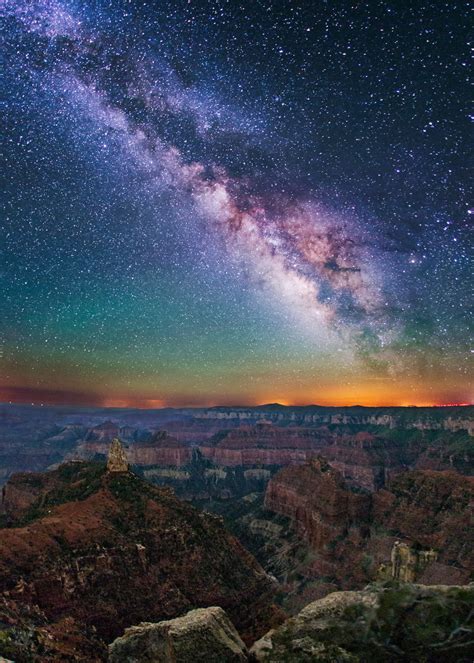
[0,404,472,494]
[192,404,474,434]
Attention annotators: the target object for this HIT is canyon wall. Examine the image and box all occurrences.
[194,405,474,435]
[264,459,473,589]
[1,404,472,492]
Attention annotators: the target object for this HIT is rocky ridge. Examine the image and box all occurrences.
[0,461,283,660]
[1,404,472,490]
[106,583,474,662]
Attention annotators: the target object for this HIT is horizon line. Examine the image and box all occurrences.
[1,400,472,410]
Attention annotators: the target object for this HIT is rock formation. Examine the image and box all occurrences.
[1,404,472,491]
[128,431,193,467]
[389,541,438,582]
[0,462,283,659]
[106,438,129,473]
[109,607,248,662]
[264,459,473,590]
[264,457,371,550]
[199,425,329,467]
[250,583,474,661]
[373,469,474,576]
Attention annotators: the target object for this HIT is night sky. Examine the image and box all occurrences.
[2,1,472,407]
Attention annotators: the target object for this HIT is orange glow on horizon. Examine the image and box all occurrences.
[100,398,167,409]
[1,387,472,410]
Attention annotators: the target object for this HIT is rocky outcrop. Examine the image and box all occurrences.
[72,431,194,468]
[0,462,283,659]
[263,458,375,590]
[128,432,193,467]
[251,583,474,661]
[388,541,438,582]
[108,607,248,662]
[106,438,129,473]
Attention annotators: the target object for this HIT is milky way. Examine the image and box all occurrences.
[2,0,472,406]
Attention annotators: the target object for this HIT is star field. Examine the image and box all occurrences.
[1,0,472,407]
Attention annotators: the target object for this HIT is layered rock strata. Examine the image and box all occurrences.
[264,459,473,588]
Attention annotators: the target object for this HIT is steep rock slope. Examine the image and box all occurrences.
[0,596,106,662]
[0,462,283,658]
[199,423,329,467]
[374,469,474,575]
[265,459,473,589]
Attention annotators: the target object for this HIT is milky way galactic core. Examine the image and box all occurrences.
[2,1,472,406]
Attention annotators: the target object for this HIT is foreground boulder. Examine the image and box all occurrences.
[251,582,474,662]
[108,607,248,662]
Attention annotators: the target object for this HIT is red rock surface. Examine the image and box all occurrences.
[127,432,193,466]
[373,469,474,571]
[198,425,425,491]
[2,406,472,489]
[264,457,370,549]
[319,433,401,491]
[200,424,329,467]
[0,463,283,652]
[265,459,473,589]
[74,431,193,467]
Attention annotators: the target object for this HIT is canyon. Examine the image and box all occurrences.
[0,403,472,660]
[1,404,472,494]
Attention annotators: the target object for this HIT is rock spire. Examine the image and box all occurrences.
[107,438,129,473]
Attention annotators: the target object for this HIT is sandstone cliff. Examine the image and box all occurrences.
[2,404,472,491]
[199,424,329,468]
[264,459,473,590]
[264,458,370,550]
